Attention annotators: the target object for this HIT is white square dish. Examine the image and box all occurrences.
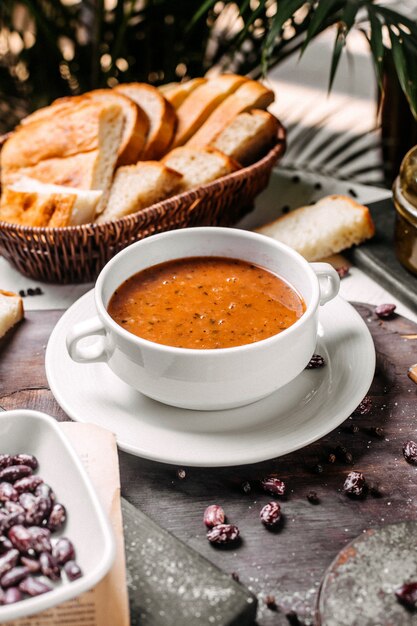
[0,409,115,623]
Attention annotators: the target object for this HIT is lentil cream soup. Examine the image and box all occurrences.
[108,257,305,349]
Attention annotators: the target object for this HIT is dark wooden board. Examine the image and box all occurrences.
[1,304,417,625]
[349,197,417,311]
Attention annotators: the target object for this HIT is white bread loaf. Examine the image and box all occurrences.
[256,195,375,261]
[0,291,24,339]
[3,104,124,216]
[210,110,278,165]
[98,162,183,223]
[162,146,240,191]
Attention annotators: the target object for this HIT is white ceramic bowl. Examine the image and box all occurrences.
[66,227,339,410]
[0,410,115,623]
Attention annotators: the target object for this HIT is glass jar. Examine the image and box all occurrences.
[393,145,417,276]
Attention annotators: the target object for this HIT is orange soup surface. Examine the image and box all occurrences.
[108,257,305,349]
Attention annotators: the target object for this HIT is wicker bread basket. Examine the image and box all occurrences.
[0,122,286,283]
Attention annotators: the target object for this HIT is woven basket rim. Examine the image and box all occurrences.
[0,121,286,235]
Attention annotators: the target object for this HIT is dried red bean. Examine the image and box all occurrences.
[0,465,32,483]
[0,455,13,470]
[343,471,366,497]
[375,303,396,319]
[11,455,38,470]
[4,501,26,527]
[241,481,251,494]
[27,527,52,553]
[2,586,22,604]
[207,524,239,545]
[20,556,40,573]
[19,493,49,526]
[0,483,18,503]
[203,505,225,528]
[260,502,281,527]
[260,475,286,496]
[352,396,372,416]
[35,483,56,503]
[0,549,19,577]
[0,537,13,555]
[64,560,82,581]
[53,537,75,564]
[403,440,417,465]
[307,491,320,504]
[47,503,67,531]
[369,426,384,438]
[336,266,350,279]
[19,576,52,596]
[39,552,61,581]
[1,566,30,588]
[14,476,43,494]
[8,526,32,552]
[306,354,325,369]
[264,594,277,610]
[395,581,417,609]
[328,453,336,464]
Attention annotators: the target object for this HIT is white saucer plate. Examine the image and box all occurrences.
[46,291,375,467]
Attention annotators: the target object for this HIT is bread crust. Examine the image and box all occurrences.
[116,83,177,160]
[187,81,275,149]
[163,78,208,109]
[0,187,75,227]
[172,75,247,148]
[1,100,105,171]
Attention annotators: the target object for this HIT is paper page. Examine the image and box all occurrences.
[5,423,130,626]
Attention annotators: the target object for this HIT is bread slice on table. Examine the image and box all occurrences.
[97,162,183,223]
[255,195,375,261]
[162,78,208,109]
[162,146,240,191]
[210,110,278,166]
[0,177,102,227]
[172,74,247,148]
[115,83,176,160]
[0,291,24,340]
[3,104,124,216]
[187,80,275,149]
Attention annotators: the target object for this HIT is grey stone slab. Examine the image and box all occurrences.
[122,498,257,626]
[317,521,417,626]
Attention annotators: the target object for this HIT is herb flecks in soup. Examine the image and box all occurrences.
[108,257,305,349]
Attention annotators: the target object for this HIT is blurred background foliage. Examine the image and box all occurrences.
[0,1,416,143]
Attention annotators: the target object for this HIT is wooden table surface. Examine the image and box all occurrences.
[1,304,417,626]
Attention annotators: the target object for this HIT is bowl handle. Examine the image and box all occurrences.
[66,317,109,364]
[310,263,340,306]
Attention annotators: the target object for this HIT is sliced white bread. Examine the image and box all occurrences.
[0,290,24,339]
[210,110,278,166]
[162,78,207,109]
[115,83,177,160]
[85,89,149,165]
[97,162,183,223]
[3,104,124,216]
[172,74,247,148]
[256,195,375,261]
[0,177,102,226]
[162,146,240,191]
[186,80,275,149]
